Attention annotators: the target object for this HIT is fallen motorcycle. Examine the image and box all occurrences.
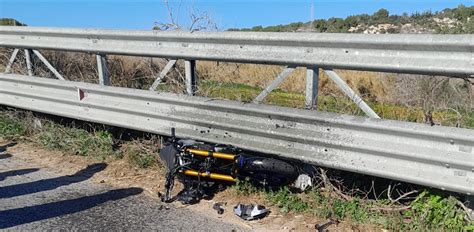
[159,129,298,204]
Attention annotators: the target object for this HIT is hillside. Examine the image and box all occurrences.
[229,4,473,34]
[3,5,472,34]
[0,18,26,26]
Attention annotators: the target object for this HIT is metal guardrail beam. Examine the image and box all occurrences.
[32,49,65,80]
[324,69,380,118]
[253,66,295,104]
[0,26,472,77]
[96,54,110,85]
[24,49,33,76]
[0,74,473,194]
[305,66,319,109]
[3,48,19,74]
[149,59,176,91]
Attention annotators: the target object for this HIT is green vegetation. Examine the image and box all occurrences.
[405,190,471,231]
[233,177,259,194]
[264,187,375,225]
[0,111,157,167]
[0,18,26,26]
[36,123,116,160]
[229,5,474,33]
[266,187,310,213]
[0,114,28,139]
[233,179,474,230]
[122,139,159,168]
[310,190,371,223]
[195,80,473,129]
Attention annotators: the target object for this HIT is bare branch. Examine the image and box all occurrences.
[392,190,419,204]
[154,0,218,32]
[317,168,352,201]
[371,205,411,212]
[456,200,473,222]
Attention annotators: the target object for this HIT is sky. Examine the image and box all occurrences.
[0,0,471,30]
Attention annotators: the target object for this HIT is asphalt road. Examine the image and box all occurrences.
[0,144,246,231]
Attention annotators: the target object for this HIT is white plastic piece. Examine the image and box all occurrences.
[293,174,312,191]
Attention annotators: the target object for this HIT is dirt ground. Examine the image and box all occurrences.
[1,140,380,231]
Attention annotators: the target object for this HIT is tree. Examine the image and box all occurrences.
[326,18,347,32]
[372,8,389,23]
[345,15,359,27]
[454,4,473,22]
[251,26,263,31]
[226,5,472,34]
[0,18,26,26]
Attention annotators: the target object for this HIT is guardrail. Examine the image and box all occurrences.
[0,26,472,77]
[0,74,473,194]
[1,27,473,194]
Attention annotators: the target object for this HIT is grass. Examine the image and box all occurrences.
[36,123,116,159]
[233,178,474,230]
[266,186,310,213]
[121,139,159,169]
[232,180,376,225]
[0,110,158,166]
[405,190,471,231]
[197,62,395,100]
[195,80,474,128]
[310,190,371,223]
[233,177,260,194]
[0,114,27,139]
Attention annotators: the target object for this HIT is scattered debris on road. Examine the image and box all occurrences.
[234,204,269,221]
[293,174,312,191]
[315,219,338,232]
[212,202,225,215]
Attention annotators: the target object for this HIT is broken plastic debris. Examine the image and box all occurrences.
[316,219,337,232]
[233,204,269,220]
[212,202,225,214]
[293,174,312,191]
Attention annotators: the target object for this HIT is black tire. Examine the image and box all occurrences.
[238,156,297,186]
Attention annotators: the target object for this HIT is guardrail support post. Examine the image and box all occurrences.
[305,66,319,109]
[24,49,34,76]
[4,48,19,73]
[32,50,65,80]
[185,60,196,96]
[96,54,110,86]
[253,65,296,104]
[324,69,380,119]
[149,59,177,91]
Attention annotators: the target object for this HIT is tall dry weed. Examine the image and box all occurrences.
[197,61,396,103]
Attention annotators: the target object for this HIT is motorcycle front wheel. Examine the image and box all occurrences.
[237,155,298,186]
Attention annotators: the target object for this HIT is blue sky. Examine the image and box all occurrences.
[0,0,471,30]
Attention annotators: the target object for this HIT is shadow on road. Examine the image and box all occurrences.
[0,163,107,199]
[0,142,17,153]
[0,153,12,160]
[0,187,143,229]
[0,168,40,181]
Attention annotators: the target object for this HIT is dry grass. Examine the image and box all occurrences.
[197,61,396,103]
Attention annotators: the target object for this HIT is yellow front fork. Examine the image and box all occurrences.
[183,170,236,182]
[185,148,236,160]
[182,148,238,182]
